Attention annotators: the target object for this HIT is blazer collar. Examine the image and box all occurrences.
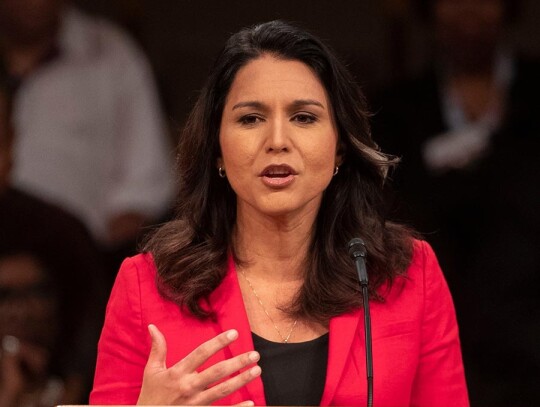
[320,308,362,405]
[209,256,362,406]
[209,256,266,406]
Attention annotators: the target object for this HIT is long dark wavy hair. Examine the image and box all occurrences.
[144,20,414,323]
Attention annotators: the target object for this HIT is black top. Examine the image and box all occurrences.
[252,332,329,406]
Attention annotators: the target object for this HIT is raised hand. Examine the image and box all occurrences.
[137,324,261,406]
[0,336,50,407]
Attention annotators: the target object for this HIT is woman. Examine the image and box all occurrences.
[90,21,468,406]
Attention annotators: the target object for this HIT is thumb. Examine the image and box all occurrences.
[145,324,167,372]
[1,335,21,370]
[1,343,19,372]
[1,336,25,395]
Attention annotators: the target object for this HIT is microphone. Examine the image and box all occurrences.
[348,238,373,407]
[348,238,368,285]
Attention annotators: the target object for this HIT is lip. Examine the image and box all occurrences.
[259,164,298,188]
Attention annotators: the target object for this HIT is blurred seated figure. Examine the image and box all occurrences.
[0,0,175,257]
[0,253,63,407]
[0,78,106,405]
[375,0,537,245]
[373,0,540,405]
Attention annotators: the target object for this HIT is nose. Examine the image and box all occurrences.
[265,117,289,153]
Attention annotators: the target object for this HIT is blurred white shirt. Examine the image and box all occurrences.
[422,51,514,174]
[11,7,175,242]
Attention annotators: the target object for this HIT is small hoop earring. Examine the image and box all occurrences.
[333,166,339,176]
[218,167,226,178]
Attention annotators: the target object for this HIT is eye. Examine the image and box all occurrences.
[292,113,317,124]
[238,114,264,126]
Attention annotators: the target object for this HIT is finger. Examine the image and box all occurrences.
[177,329,238,373]
[195,350,260,388]
[145,324,167,371]
[1,336,21,370]
[0,337,25,391]
[202,365,261,403]
[1,343,20,370]
[2,335,20,354]
[236,400,255,406]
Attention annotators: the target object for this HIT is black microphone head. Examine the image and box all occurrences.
[348,237,367,259]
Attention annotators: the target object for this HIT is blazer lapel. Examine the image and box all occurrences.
[320,308,362,406]
[209,256,266,406]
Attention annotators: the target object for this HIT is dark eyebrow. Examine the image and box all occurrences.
[232,101,265,110]
[290,99,325,109]
[231,99,325,111]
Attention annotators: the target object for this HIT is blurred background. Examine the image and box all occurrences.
[76,0,418,125]
[0,0,538,405]
[76,0,540,126]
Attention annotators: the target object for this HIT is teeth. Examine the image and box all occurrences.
[262,165,294,177]
[265,168,290,176]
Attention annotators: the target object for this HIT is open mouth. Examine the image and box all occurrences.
[260,164,297,187]
[261,164,297,177]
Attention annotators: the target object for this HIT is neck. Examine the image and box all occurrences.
[1,33,57,77]
[448,63,495,81]
[234,203,318,282]
[443,44,498,78]
[446,60,503,122]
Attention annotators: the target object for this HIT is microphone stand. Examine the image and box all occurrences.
[348,238,373,407]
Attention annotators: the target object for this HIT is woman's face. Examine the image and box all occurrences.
[218,55,339,219]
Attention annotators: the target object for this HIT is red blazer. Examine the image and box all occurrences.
[90,240,468,406]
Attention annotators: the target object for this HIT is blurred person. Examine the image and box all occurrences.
[90,21,468,406]
[0,0,175,264]
[0,254,63,407]
[373,0,540,405]
[0,80,107,404]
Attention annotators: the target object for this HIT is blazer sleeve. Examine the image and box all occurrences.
[410,241,469,407]
[90,257,149,405]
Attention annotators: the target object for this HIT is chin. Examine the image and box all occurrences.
[238,191,322,219]
[257,198,321,219]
